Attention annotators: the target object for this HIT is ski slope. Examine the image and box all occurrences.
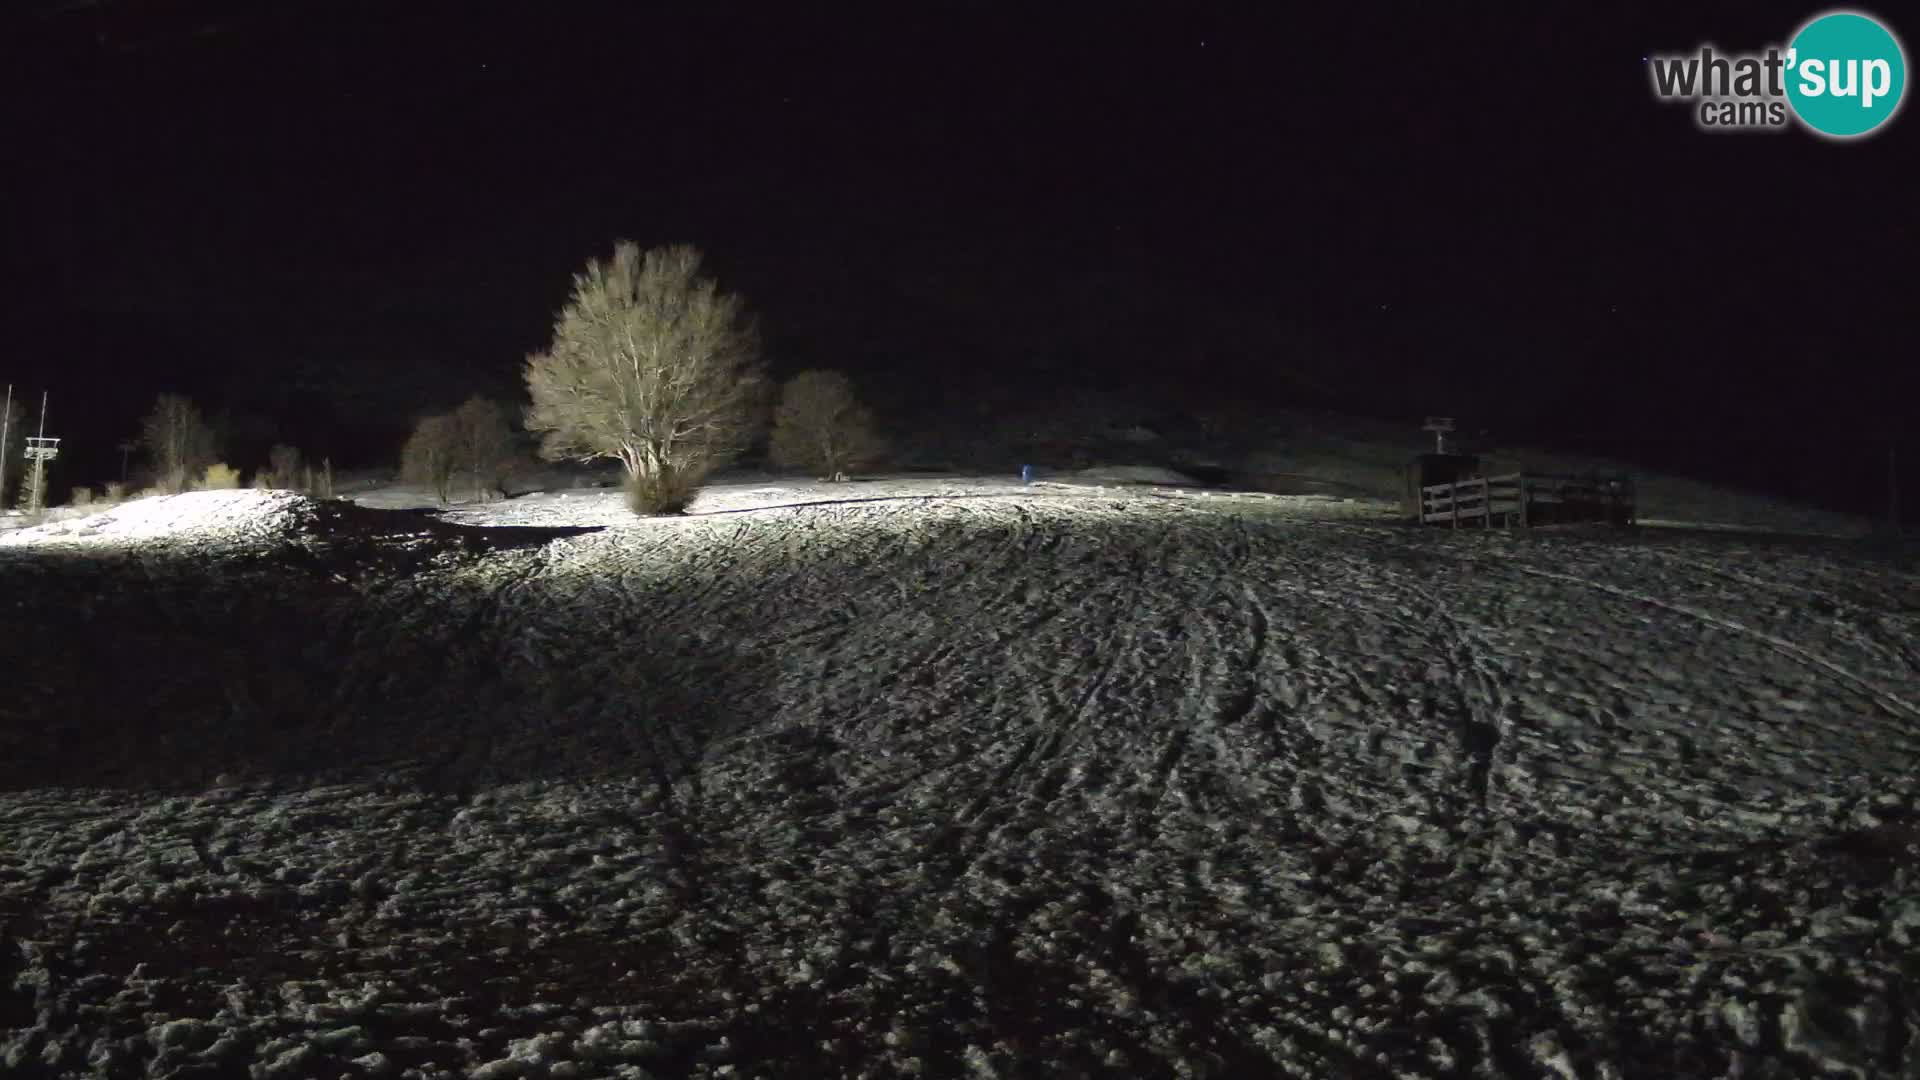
[1,483,1916,1078]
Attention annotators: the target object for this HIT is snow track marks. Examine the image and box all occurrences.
[1,490,1917,1078]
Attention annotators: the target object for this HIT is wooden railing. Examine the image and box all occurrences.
[1420,472,1633,528]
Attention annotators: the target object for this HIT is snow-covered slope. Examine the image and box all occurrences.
[0,490,315,548]
[1,487,1916,1078]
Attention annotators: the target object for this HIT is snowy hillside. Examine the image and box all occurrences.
[865,394,1884,538]
[2,486,1917,1078]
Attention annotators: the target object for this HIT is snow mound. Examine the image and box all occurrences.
[0,490,315,549]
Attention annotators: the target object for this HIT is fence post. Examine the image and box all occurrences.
[1451,481,1459,529]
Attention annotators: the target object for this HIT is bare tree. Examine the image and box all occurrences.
[453,396,517,501]
[768,369,887,479]
[267,444,303,489]
[524,241,766,514]
[138,393,218,494]
[400,414,459,504]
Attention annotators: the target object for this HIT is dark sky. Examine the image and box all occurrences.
[4,1,1915,509]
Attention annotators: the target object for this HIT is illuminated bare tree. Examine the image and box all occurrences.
[138,393,218,494]
[523,242,766,514]
[769,369,886,479]
[452,395,517,501]
[400,413,458,504]
[267,444,302,489]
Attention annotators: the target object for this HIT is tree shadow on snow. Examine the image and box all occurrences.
[329,502,609,550]
[0,518,753,795]
[686,491,1065,516]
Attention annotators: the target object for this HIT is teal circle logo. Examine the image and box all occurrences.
[1786,11,1907,137]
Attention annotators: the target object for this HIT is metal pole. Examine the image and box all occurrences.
[30,392,47,511]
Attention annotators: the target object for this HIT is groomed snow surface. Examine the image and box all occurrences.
[2,481,1917,1078]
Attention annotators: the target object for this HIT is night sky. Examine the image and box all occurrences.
[6,2,1915,514]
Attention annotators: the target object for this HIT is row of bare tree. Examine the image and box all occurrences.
[521,241,885,513]
[397,364,885,510]
[400,397,517,504]
[40,242,878,516]
[131,393,332,497]
[138,394,218,493]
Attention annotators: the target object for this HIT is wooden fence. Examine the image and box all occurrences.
[1420,472,1634,528]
